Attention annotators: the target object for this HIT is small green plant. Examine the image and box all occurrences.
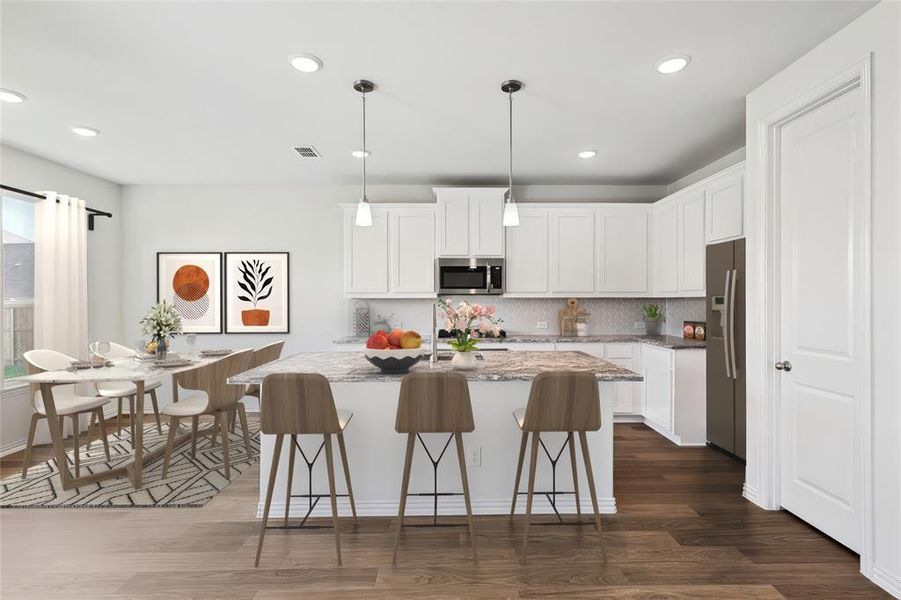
[641,304,664,321]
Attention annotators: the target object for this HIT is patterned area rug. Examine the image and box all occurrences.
[0,421,259,508]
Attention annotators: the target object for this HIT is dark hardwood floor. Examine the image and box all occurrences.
[0,419,889,598]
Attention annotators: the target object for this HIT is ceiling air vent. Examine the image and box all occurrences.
[293,145,322,159]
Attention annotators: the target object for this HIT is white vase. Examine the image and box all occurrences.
[451,351,477,370]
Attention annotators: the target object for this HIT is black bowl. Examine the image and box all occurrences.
[363,350,426,374]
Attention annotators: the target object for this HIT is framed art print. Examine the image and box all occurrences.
[157,252,222,333]
[224,252,289,333]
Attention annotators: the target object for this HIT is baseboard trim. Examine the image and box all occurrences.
[642,417,683,446]
[872,565,901,598]
[612,414,644,423]
[256,495,617,519]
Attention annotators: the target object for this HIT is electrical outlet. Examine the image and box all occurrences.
[467,446,482,467]
[536,320,549,330]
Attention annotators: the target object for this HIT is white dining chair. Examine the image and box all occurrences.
[22,349,112,479]
[92,341,164,436]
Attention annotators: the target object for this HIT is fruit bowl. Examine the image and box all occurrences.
[363,348,428,374]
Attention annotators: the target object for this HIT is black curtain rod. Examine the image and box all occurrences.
[0,184,113,231]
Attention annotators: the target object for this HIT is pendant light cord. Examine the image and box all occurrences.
[361,90,367,202]
[508,90,513,201]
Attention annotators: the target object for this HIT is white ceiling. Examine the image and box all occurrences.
[0,1,874,186]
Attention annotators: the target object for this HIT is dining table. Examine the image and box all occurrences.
[18,353,231,491]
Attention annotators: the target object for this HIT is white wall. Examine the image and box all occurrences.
[744,2,900,594]
[0,143,123,454]
[666,147,746,195]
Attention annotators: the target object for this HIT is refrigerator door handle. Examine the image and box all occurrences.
[729,268,739,380]
[723,270,732,379]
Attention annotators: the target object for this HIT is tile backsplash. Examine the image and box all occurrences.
[349,296,706,337]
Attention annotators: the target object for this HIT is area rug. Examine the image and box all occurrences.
[0,421,259,508]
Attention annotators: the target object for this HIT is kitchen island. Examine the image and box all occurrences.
[230,351,641,519]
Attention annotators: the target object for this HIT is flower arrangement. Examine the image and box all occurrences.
[140,300,183,342]
[438,298,502,353]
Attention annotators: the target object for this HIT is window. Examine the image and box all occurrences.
[2,195,36,384]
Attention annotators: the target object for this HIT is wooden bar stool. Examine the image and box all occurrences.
[510,371,602,552]
[255,373,357,568]
[393,371,477,563]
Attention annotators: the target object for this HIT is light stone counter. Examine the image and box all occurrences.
[332,333,706,350]
[229,350,641,385]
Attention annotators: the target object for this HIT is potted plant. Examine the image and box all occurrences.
[140,300,183,359]
[438,298,501,370]
[237,259,274,326]
[641,303,665,337]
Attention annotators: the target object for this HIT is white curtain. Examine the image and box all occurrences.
[33,191,88,358]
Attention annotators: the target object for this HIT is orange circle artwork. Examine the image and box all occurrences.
[172,265,210,301]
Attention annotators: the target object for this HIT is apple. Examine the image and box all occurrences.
[400,331,422,349]
[387,328,405,348]
[366,332,389,350]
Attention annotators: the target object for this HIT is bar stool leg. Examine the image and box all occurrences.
[284,434,297,527]
[323,433,342,566]
[578,431,601,532]
[237,403,253,460]
[393,432,415,564]
[97,409,111,461]
[510,431,528,522]
[255,434,283,567]
[568,432,581,521]
[454,432,478,561]
[523,432,540,554]
[219,410,231,479]
[337,431,357,522]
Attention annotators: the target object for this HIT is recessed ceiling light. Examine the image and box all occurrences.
[578,150,597,159]
[656,55,690,74]
[288,53,323,73]
[71,125,100,137]
[351,150,370,158]
[0,88,27,103]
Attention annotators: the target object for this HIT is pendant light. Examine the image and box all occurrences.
[501,79,522,227]
[354,79,375,226]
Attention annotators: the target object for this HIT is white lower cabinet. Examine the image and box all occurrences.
[641,345,706,446]
[555,342,640,415]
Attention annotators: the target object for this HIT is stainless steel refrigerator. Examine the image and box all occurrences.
[706,239,746,460]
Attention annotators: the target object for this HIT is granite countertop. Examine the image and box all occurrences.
[229,351,642,385]
[332,333,705,350]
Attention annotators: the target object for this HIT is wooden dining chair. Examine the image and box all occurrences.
[92,341,164,436]
[510,370,602,552]
[255,373,357,568]
[160,349,253,480]
[393,371,477,563]
[226,341,285,436]
[22,350,111,479]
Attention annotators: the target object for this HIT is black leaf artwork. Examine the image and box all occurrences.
[237,259,274,307]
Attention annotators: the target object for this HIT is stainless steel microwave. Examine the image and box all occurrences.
[437,258,504,295]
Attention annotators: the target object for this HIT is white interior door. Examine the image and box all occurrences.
[778,83,867,552]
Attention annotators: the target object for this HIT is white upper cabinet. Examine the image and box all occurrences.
[549,209,596,293]
[469,192,505,256]
[679,192,706,294]
[705,170,744,243]
[597,209,649,293]
[389,207,436,294]
[434,188,505,257]
[653,200,680,294]
[343,206,389,294]
[505,207,549,293]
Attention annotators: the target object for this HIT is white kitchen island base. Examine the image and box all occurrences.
[255,380,616,519]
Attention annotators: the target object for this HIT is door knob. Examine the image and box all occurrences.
[775,360,792,372]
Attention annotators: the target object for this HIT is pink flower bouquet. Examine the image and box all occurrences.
[438,298,502,352]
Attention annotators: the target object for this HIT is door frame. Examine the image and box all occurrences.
[745,55,874,574]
